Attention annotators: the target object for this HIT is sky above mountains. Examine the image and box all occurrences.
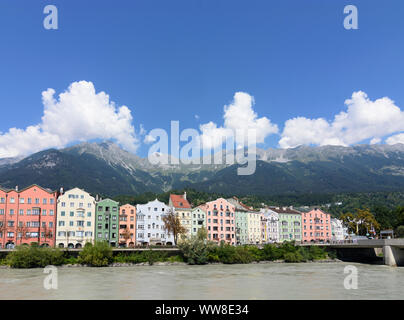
[1,0,404,158]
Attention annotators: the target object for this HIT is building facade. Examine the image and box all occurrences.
[260,208,279,243]
[268,207,302,242]
[0,185,58,248]
[95,199,120,247]
[136,199,175,245]
[247,212,262,244]
[169,193,192,240]
[331,218,346,242]
[119,204,136,247]
[205,198,236,245]
[190,205,206,237]
[227,198,248,245]
[56,187,95,248]
[301,208,332,243]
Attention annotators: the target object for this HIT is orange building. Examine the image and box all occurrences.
[119,204,136,247]
[302,208,332,243]
[0,185,58,248]
[205,198,236,245]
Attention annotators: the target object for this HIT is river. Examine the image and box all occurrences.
[0,262,403,299]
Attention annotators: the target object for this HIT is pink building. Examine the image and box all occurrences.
[119,204,136,247]
[0,185,58,248]
[205,198,236,245]
[302,208,332,243]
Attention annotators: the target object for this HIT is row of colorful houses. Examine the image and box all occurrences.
[0,185,347,249]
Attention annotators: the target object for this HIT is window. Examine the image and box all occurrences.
[35,198,39,204]
[50,199,54,205]
[50,210,54,216]
[19,198,25,204]
[77,221,84,227]
[70,212,74,217]
[9,209,14,216]
[61,202,65,207]
[61,211,65,216]
[58,221,65,227]
[43,198,47,205]
[10,197,15,204]
[70,202,74,207]
[19,209,24,215]
[42,210,47,216]
[87,221,91,227]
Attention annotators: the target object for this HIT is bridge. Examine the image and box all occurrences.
[300,239,404,267]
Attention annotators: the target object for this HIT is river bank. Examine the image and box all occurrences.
[0,258,341,269]
[2,242,336,268]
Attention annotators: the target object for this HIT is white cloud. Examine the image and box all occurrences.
[386,133,404,145]
[279,91,404,148]
[144,134,157,144]
[199,92,278,149]
[0,81,138,158]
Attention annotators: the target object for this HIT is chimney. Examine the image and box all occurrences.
[96,194,99,201]
[60,187,64,195]
[15,186,18,192]
[183,192,187,200]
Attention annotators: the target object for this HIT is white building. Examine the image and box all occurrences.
[331,218,346,242]
[136,199,175,245]
[55,187,96,248]
[260,208,280,243]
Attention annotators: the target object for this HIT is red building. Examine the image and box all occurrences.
[301,208,332,243]
[0,185,58,248]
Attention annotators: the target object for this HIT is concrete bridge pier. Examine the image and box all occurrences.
[383,245,404,267]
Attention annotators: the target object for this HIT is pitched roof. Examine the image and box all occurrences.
[169,194,191,209]
[268,206,302,214]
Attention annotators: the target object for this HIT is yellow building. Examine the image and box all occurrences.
[247,212,262,244]
[169,193,192,240]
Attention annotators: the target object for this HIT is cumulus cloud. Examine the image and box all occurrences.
[0,81,138,158]
[386,133,404,145]
[279,91,404,148]
[199,92,278,149]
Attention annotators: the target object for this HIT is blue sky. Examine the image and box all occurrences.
[1,0,404,158]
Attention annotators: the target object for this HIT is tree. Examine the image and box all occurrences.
[341,209,380,236]
[162,209,186,245]
[16,224,28,245]
[196,227,208,241]
[121,228,131,246]
[396,226,404,238]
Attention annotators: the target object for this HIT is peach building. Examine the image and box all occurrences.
[119,204,136,247]
[302,208,332,243]
[0,185,58,248]
[205,198,236,245]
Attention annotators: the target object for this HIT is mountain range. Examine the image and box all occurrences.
[0,141,404,196]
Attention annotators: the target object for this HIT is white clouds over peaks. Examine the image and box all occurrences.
[279,91,404,148]
[199,92,279,149]
[0,81,138,158]
[386,133,404,145]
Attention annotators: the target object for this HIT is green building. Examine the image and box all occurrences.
[227,198,249,245]
[269,207,302,242]
[95,198,120,247]
[190,206,206,237]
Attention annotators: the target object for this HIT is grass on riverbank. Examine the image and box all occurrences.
[3,241,333,268]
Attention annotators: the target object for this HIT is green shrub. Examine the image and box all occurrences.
[261,244,283,261]
[77,241,113,267]
[396,225,404,238]
[6,246,64,268]
[178,237,214,265]
[284,251,304,263]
